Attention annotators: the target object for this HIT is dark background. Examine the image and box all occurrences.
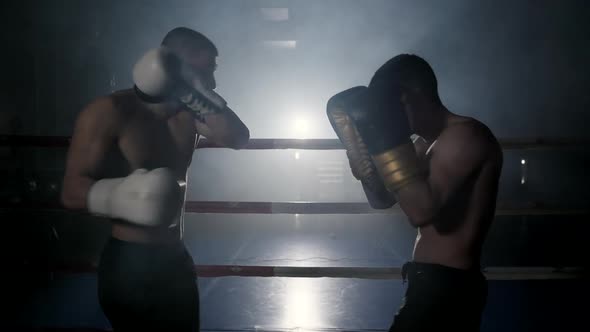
[1,0,589,331]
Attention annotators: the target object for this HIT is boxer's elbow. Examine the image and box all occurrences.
[60,179,88,210]
[226,126,250,149]
[397,181,440,227]
[200,118,250,149]
[405,205,437,228]
[367,196,396,210]
[407,215,434,228]
[398,195,438,227]
[60,190,80,210]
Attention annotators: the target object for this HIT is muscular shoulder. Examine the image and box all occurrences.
[436,118,501,166]
[77,90,136,132]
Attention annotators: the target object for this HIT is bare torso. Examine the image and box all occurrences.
[104,89,198,243]
[412,116,502,269]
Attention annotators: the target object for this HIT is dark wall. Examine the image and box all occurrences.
[1,1,588,330]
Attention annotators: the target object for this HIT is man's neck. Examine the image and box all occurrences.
[414,105,451,142]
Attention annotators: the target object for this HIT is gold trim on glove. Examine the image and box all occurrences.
[372,143,425,192]
[328,109,385,193]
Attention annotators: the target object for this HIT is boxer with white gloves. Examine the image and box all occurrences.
[61,27,249,332]
[87,168,182,227]
[132,46,228,120]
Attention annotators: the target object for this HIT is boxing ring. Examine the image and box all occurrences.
[2,135,588,331]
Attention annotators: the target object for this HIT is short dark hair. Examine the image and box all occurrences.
[161,27,218,56]
[370,54,440,103]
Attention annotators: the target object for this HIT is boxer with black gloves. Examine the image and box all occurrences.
[61,27,249,332]
[328,54,503,331]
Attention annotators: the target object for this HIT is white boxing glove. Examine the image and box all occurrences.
[132,47,182,99]
[87,168,182,227]
[132,47,227,119]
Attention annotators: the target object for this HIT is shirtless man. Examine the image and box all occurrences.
[327,54,502,331]
[61,27,249,331]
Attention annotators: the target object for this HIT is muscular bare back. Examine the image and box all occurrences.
[410,115,503,269]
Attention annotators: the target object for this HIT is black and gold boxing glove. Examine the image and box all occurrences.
[326,87,388,195]
[355,64,425,192]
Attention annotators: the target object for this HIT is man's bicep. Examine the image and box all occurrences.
[62,100,120,209]
[65,100,118,179]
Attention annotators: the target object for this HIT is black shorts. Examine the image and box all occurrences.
[390,262,487,332]
[97,238,199,332]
